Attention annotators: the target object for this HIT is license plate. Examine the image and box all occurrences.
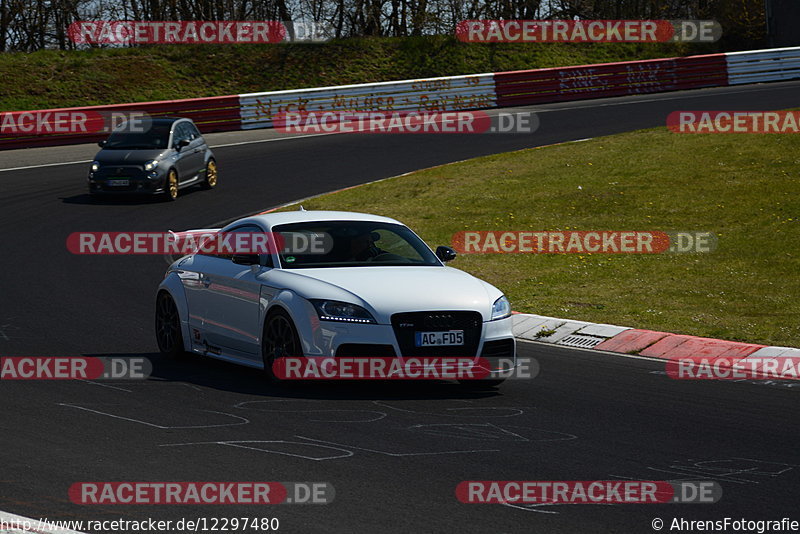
[107,179,130,186]
[415,330,464,347]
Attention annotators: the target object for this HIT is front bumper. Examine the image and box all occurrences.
[88,166,166,195]
[301,314,516,378]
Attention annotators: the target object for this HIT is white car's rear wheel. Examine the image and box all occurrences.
[262,309,302,382]
[156,292,184,358]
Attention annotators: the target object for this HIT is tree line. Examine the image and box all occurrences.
[0,0,766,51]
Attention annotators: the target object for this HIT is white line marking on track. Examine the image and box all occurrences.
[159,440,354,461]
[0,133,336,172]
[235,401,388,422]
[58,404,250,428]
[295,435,501,457]
[77,379,133,392]
[0,160,91,172]
[210,131,337,148]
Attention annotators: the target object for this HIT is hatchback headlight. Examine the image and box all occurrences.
[143,159,159,171]
[491,295,511,320]
[310,300,376,324]
[90,161,100,172]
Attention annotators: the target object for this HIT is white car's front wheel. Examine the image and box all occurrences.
[261,309,302,382]
[156,292,184,358]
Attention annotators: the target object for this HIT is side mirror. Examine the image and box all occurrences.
[98,140,106,148]
[435,246,457,263]
[232,254,260,265]
[176,139,191,150]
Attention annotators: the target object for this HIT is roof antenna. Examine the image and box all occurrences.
[299,205,306,211]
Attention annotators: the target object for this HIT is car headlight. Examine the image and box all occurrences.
[491,295,511,320]
[310,300,376,324]
[143,159,159,171]
[90,161,100,172]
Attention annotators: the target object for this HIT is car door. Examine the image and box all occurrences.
[173,122,204,181]
[200,225,274,358]
[177,252,215,348]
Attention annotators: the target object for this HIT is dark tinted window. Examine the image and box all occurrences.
[272,221,439,269]
[103,123,172,150]
[186,122,202,140]
[173,122,192,145]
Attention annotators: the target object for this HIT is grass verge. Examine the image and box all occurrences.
[275,128,800,347]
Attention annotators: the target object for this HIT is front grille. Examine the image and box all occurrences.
[96,166,147,179]
[335,344,397,358]
[480,338,515,359]
[391,311,482,357]
[94,166,148,192]
[98,182,138,192]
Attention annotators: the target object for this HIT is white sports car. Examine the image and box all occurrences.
[155,210,516,386]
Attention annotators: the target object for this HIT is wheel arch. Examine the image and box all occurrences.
[261,290,319,357]
[157,274,192,352]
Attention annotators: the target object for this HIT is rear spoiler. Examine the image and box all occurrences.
[163,228,220,264]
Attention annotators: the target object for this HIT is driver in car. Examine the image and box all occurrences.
[348,231,384,261]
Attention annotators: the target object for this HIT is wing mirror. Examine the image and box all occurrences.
[232,254,260,265]
[435,246,457,263]
[176,139,191,150]
[97,140,106,148]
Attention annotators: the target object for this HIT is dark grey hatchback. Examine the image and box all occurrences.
[87,117,217,200]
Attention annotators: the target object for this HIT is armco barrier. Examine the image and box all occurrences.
[0,95,241,150]
[493,54,727,106]
[239,73,497,129]
[3,45,800,150]
[726,46,800,85]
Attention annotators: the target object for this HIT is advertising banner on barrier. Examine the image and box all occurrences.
[238,74,497,130]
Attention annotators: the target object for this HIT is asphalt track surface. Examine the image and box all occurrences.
[1,81,800,533]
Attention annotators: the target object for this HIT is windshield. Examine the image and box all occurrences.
[273,220,440,268]
[103,124,172,149]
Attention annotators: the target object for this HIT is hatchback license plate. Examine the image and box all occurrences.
[107,179,130,186]
[415,330,464,347]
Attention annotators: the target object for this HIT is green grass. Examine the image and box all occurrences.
[0,36,700,110]
[274,128,800,347]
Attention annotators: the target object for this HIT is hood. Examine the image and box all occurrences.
[95,148,168,165]
[271,266,503,323]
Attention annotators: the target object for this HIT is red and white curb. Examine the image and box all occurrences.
[512,312,800,377]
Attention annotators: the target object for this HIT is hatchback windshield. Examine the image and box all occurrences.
[103,123,172,150]
[272,221,440,268]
